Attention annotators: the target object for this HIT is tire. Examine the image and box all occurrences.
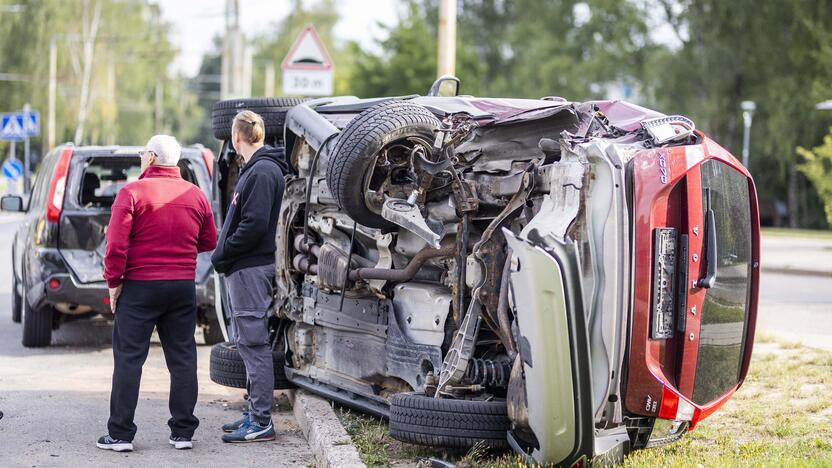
[389,392,510,450]
[209,341,293,390]
[211,97,308,141]
[11,273,21,323]
[202,320,225,345]
[327,100,440,229]
[21,287,52,348]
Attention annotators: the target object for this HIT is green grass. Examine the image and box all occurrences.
[338,339,832,467]
[762,227,832,240]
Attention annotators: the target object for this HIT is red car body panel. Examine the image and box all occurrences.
[624,133,761,429]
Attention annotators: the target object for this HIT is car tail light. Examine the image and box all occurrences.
[48,278,61,289]
[46,147,73,223]
[103,296,110,305]
[202,148,214,177]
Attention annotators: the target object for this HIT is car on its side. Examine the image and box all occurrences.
[2,144,223,347]
[208,79,760,465]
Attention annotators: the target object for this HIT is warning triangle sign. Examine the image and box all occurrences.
[281,25,333,71]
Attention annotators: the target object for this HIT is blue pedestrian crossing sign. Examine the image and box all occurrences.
[22,111,39,137]
[2,159,23,180]
[0,113,25,141]
[0,110,39,140]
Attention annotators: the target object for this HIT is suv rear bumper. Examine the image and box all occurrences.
[44,273,216,316]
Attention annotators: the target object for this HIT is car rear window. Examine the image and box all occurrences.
[691,159,753,405]
[79,157,142,208]
[77,156,203,208]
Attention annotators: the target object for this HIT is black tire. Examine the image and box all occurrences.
[211,97,307,141]
[202,320,225,345]
[11,273,21,323]
[21,287,52,348]
[389,392,510,450]
[327,100,440,229]
[209,341,293,390]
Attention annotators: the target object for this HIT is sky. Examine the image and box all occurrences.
[156,0,400,77]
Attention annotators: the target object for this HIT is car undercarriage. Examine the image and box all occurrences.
[211,88,760,465]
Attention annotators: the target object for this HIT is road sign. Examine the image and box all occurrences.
[0,113,25,141]
[2,159,23,180]
[281,25,333,96]
[21,110,39,137]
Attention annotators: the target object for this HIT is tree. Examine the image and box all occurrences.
[798,130,832,225]
[651,0,832,228]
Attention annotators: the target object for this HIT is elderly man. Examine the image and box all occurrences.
[97,135,217,452]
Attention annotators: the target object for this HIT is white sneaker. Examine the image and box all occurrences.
[169,436,193,449]
[97,435,134,452]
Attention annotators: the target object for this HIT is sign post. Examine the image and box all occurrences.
[281,25,333,97]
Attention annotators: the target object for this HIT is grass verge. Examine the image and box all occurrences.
[337,339,832,467]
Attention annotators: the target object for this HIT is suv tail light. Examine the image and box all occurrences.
[46,147,73,223]
[202,148,215,177]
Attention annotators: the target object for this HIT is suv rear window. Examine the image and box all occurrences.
[78,157,202,208]
[691,159,753,405]
[79,158,142,208]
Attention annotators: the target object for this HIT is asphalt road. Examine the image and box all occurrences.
[0,216,314,467]
[758,272,832,349]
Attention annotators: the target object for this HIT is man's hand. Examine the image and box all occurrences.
[109,286,122,313]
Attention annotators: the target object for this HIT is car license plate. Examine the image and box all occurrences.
[651,228,677,339]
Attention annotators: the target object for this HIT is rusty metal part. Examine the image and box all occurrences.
[349,245,455,282]
[497,249,517,359]
[506,354,529,430]
[453,214,470,327]
[437,163,537,394]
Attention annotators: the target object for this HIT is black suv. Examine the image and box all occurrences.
[1,144,222,347]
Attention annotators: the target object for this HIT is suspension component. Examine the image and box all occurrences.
[465,358,511,387]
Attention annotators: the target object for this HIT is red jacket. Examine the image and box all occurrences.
[104,165,217,288]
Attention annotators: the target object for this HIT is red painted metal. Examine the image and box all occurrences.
[624,134,760,430]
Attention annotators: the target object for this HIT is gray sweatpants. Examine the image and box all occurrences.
[225,264,275,425]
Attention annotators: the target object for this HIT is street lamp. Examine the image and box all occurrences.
[741,100,756,169]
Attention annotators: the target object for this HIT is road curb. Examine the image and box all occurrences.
[289,389,366,468]
[763,266,832,278]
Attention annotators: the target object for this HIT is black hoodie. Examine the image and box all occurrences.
[211,145,288,275]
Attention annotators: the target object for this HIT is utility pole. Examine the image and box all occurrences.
[74,0,102,144]
[264,62,275,97]
[221,0,245,99]
[740,101,756,169]
[437,0,457,77]
[155,79,163,133]
[48,38,57,150]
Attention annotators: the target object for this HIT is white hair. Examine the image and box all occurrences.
[144,134,181,166]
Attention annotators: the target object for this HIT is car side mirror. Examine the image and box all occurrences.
[1,194,24,212]
[428,75,460,97]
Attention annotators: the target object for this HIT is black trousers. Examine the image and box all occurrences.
[107,279,199,441]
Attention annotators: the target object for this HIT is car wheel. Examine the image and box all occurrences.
[326,100,440,229]
[11,273,21,323]
[21,286,53,348]
[208,341,293,390]
[211,97,308,141]
[202,320,225,345]
[389,392,510,449]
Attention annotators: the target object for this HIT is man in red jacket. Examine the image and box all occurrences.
[97,135,217,453]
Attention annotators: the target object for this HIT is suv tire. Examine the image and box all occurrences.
[11,273,21,323]
[202,320,225,345]
[326,100,440,229]
[209,341,293,389]
[21,286,53,347]
[211,97,307,141]
[389,392,510,449]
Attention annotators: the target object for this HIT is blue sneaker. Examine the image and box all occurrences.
[222,412,250,433]
[96,435,133,452]
[221,419,275,443]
